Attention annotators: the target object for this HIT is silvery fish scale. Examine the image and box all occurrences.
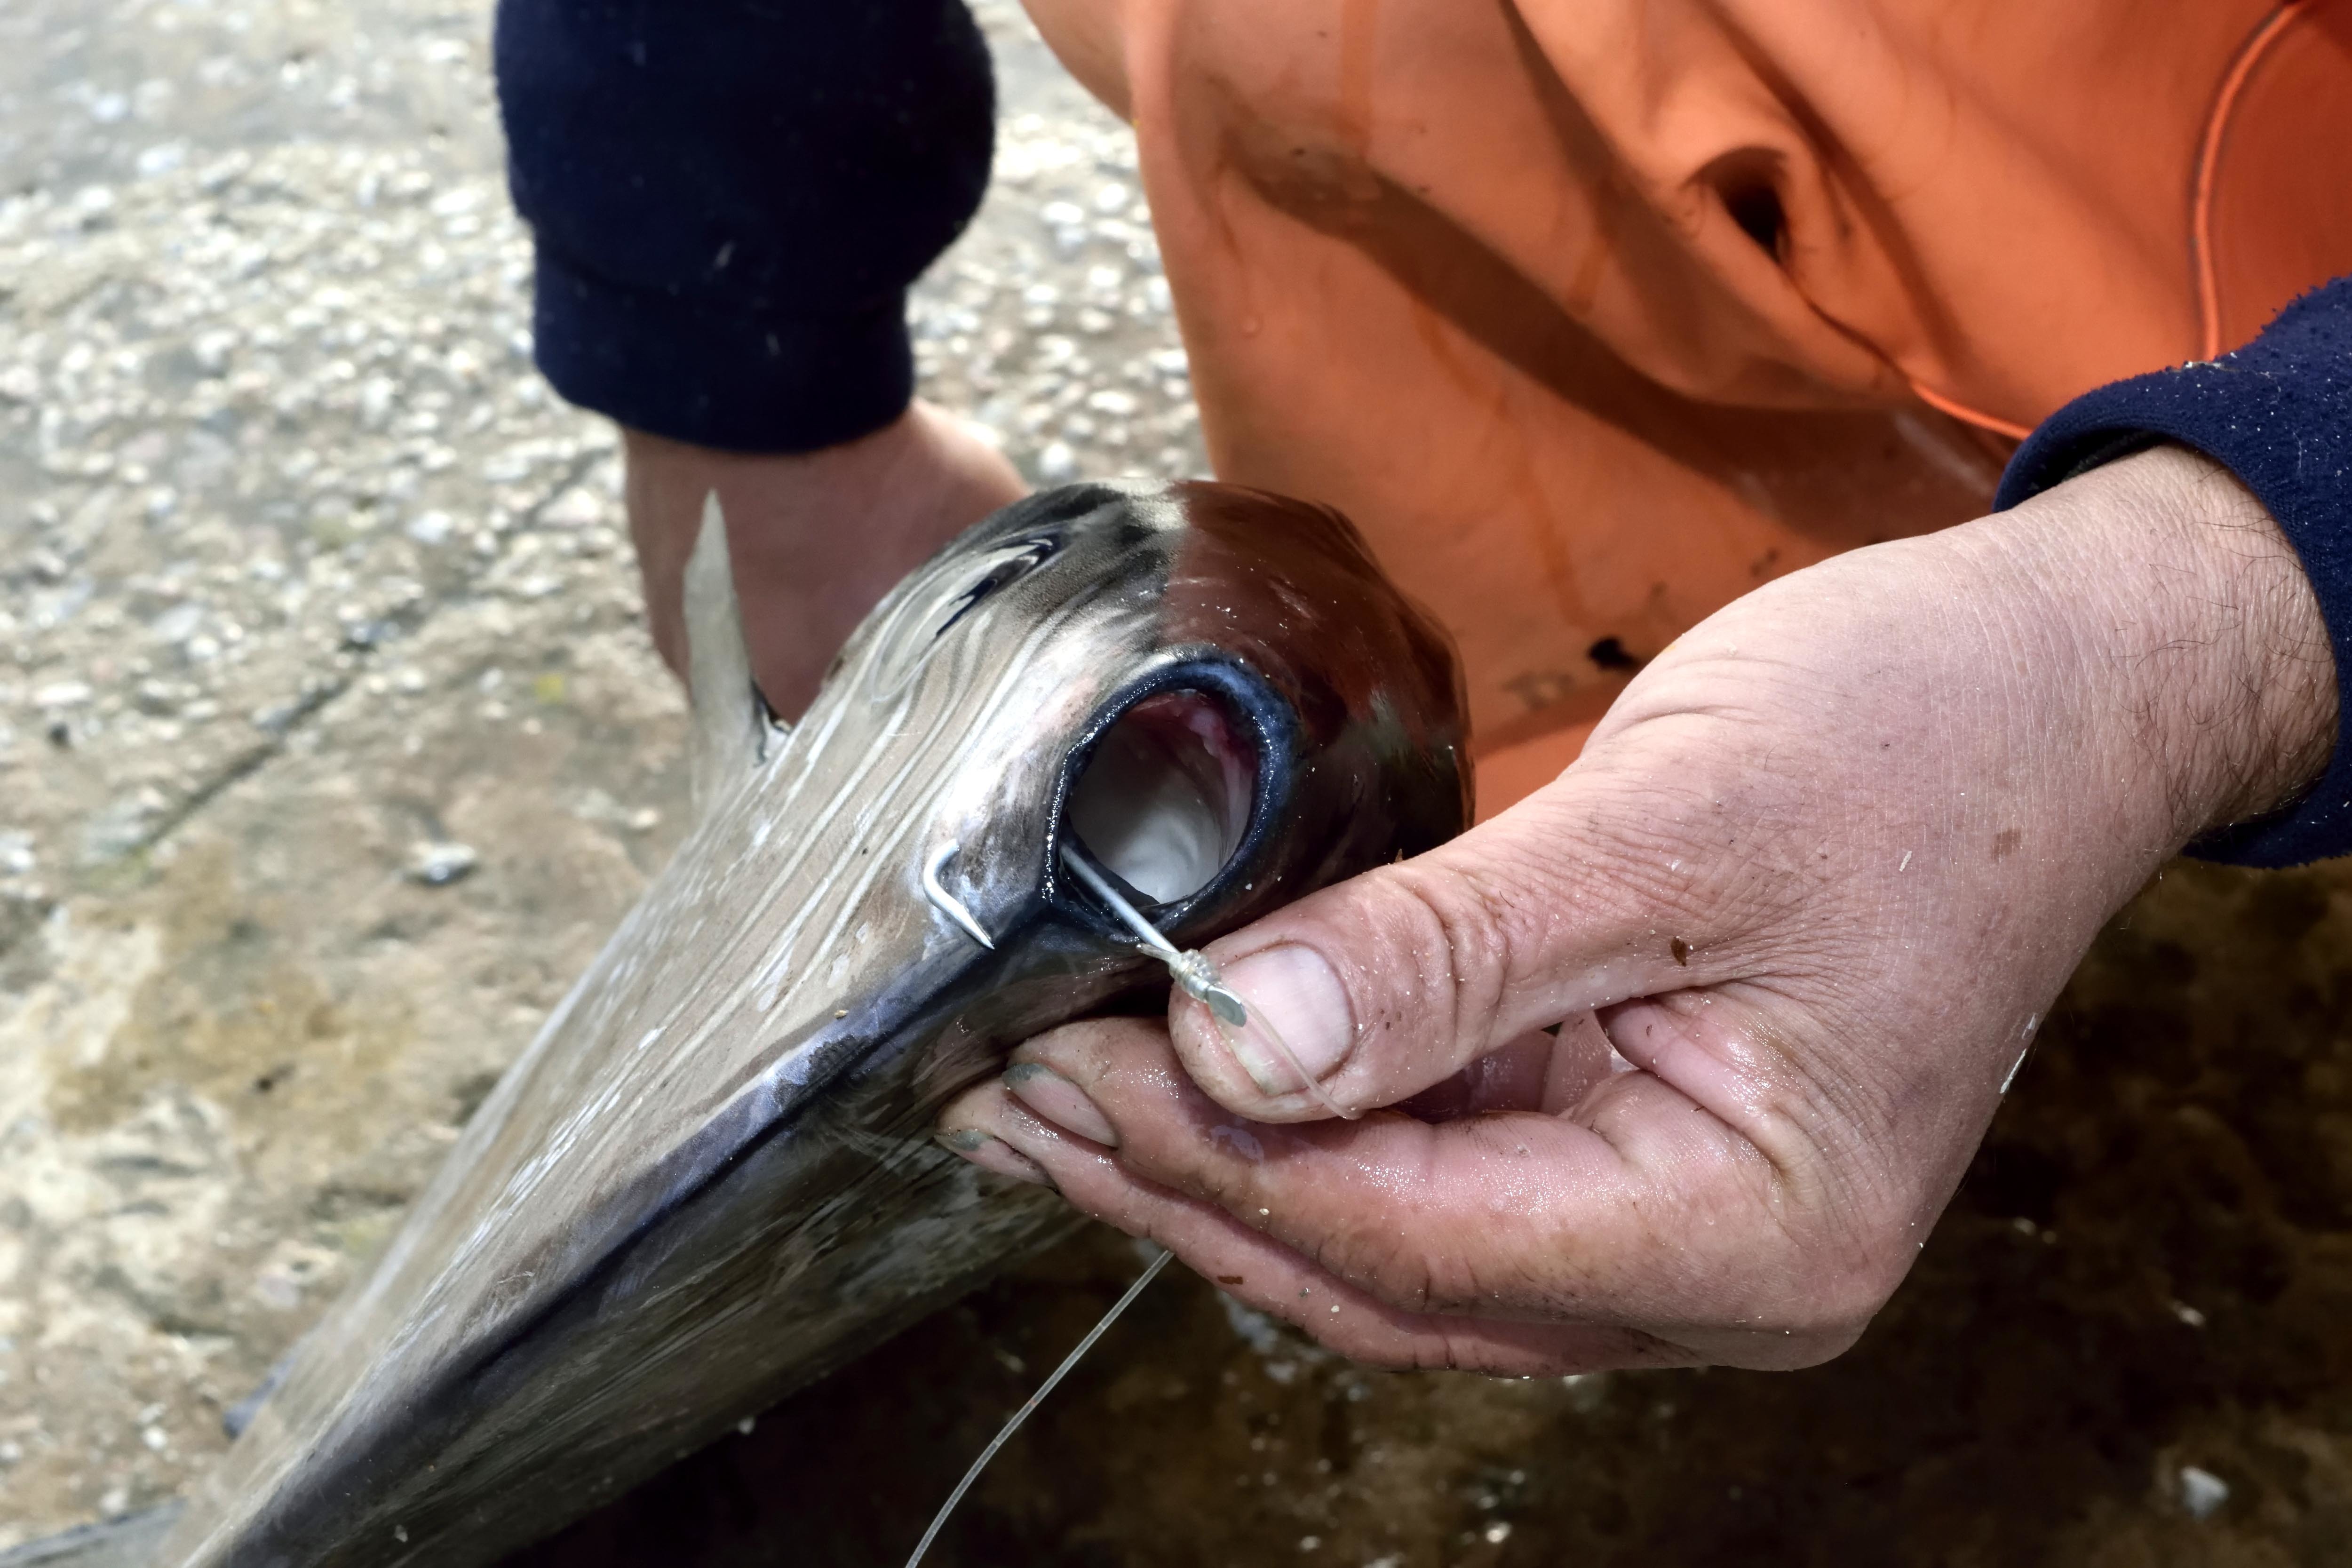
[153,480,1468,1567]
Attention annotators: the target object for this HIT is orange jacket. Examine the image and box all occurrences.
[1026,0,2352,811]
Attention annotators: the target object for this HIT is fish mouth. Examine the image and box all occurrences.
[1066,690,1252,904]
[1049,659,1291,942]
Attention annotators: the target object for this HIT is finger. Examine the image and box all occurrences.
[1543,1010,1626,1114]
[1002,1020,1884,1368]
[1392,1012,1613,1122]
[937,1075,1683,1375]
[1392,1030,1554,1124]
[1169,770,1767,1121]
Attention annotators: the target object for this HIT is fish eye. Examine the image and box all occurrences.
[1064,689,1255,907]
[865,533,1064,699]
[933,533,1060,639]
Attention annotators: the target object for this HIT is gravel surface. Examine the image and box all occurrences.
[0,0,1197,1548]
[7,3,2352,1566]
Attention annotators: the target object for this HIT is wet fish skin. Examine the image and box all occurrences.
[151,480,1468,1568]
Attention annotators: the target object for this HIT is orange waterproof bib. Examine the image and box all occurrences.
[1024,0,2352,814]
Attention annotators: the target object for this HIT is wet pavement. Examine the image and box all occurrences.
[4,2,2351,1565]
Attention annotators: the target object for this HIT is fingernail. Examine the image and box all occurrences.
[936,1126,1051,1186]
[1004,1061,1119,1148]
[1213,945,1354,1094]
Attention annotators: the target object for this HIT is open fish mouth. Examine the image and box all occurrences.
[1067,689,1255,906]
[147,480,1469,1568]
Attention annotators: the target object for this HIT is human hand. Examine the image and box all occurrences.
[625,400,1026,719]
[938,447,2335,1374]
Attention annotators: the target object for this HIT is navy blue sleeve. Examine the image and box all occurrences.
[1994,276,2352,868]
[493,0,995,453]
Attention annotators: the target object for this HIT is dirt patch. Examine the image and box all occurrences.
[43,844,407,1139]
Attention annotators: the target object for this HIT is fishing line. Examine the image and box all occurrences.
[902,1248,1172,1568]
[1059,846,1354,1119]
[905,850,1341,1561]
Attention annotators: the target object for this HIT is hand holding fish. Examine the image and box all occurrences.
[941,446,2336,1373]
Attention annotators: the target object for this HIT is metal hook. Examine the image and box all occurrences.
[922,843,996,951]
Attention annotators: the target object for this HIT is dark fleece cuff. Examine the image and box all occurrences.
[531,248,914,455]
[1993,276,2352,868]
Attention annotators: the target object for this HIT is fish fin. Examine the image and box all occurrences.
[683,490,768,812]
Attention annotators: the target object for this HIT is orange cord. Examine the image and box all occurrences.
[2190,2,2309,360]
[1901,2,2316,438]
[1904,377,2032,441]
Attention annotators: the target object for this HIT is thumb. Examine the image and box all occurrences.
[1171,775,1720,1119]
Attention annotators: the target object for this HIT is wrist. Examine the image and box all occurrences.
[1986,445,2336,848]
[620,404,1025,718]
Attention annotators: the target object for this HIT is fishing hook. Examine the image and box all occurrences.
[923,842,997,951]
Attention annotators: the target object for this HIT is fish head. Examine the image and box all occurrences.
[822,477,1468,979]
[152,479,1467,1568]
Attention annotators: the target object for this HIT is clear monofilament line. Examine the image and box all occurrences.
[1059,846,1184,959]
[902,1248,1172,1568]
[1058,845,1353,1120]
[1202,987,1355,1121]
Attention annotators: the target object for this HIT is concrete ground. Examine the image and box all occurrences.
[0,0,1194,1547]
[5,2,2352,1566]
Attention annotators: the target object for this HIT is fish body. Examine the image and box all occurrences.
[152,480,1467,1567]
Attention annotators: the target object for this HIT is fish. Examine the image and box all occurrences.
[147,478,1469,1568]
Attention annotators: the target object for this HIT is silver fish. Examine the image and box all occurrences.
[150,479,1468,1567]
